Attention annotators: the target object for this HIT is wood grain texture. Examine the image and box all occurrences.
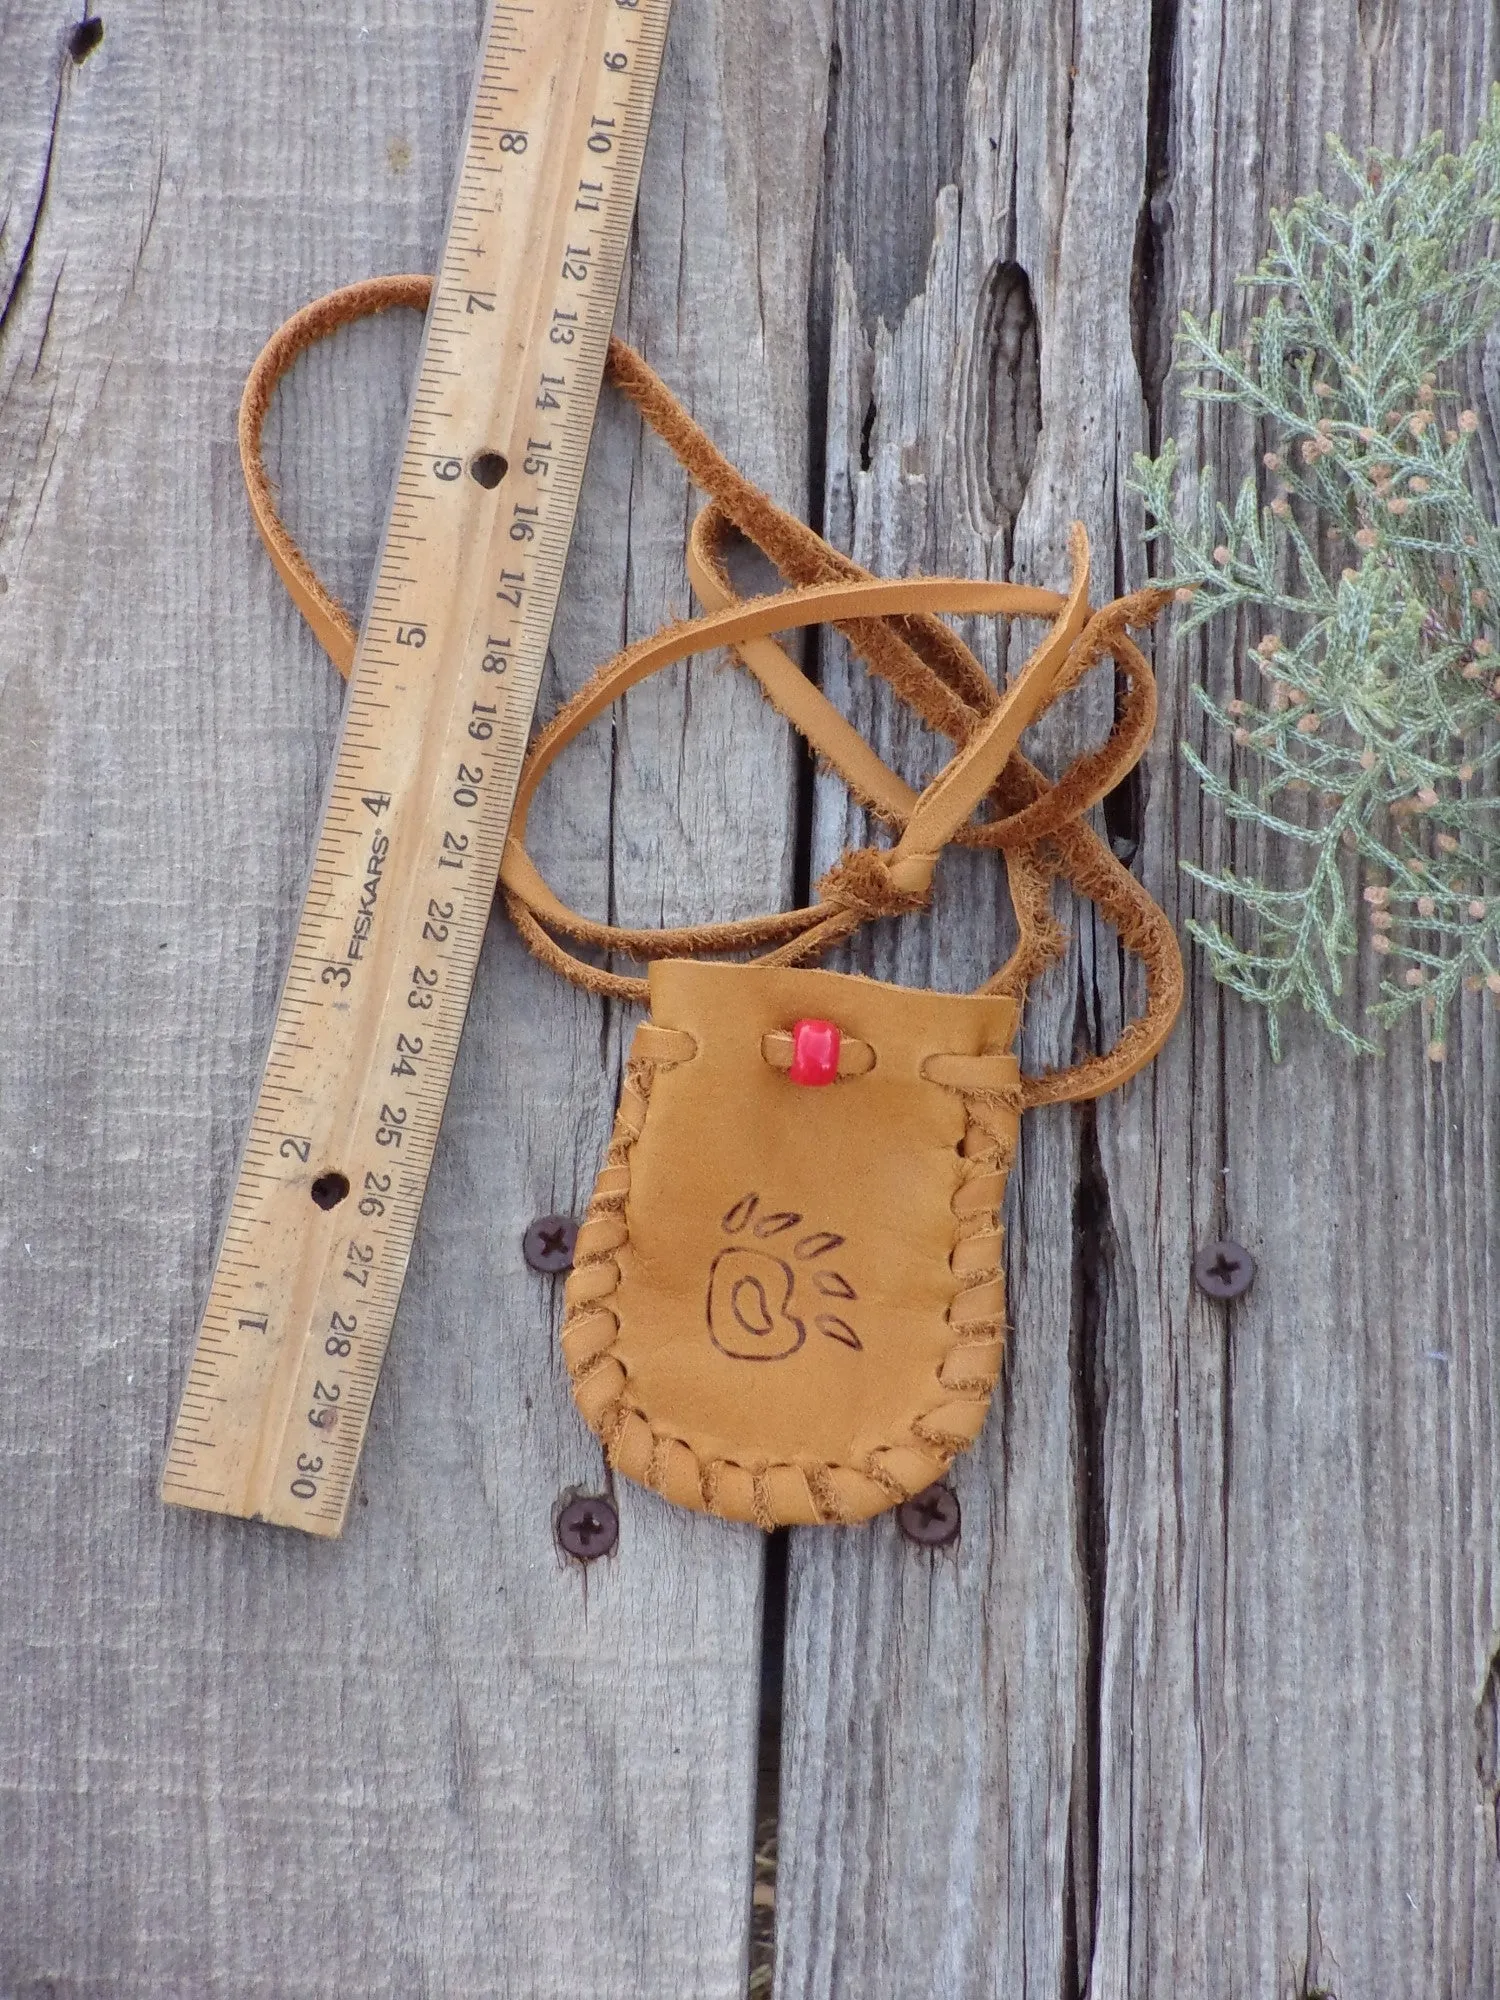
[3,1,1498,1994]
[0,2,821,1992]
[777,3,1500,1998]
[1091,4,1500,1993]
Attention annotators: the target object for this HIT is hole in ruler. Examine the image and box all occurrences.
[469,450,508,489]
[68,15,104,61]
[310,1172,351,1211]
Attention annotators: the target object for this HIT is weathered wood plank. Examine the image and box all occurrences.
[777,3,1500,1996]
[0,2,821,1990]
[1090,3,1500,1993]
[7,1,1500,1991]
[777,4,1154,1990]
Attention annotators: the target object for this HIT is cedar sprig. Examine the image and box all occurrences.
[1131,89,1500,1059]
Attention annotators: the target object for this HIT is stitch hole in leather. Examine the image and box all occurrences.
[759,1030,876,1079]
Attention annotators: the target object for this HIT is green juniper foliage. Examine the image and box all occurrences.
[1132,91,1500,1059]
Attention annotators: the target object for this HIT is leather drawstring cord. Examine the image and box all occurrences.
[239,275,1184,1108]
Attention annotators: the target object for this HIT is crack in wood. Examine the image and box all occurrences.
[1354,0,1397,62]
[1129,0,1179,450]
[1286,1875,1337,2000]
[1476,1633,1500,1858]
[1064,1098,1113,1997]
[0,61,64,352]
[971,259,1041,537]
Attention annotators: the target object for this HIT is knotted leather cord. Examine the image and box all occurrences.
[239,275,1183,1106]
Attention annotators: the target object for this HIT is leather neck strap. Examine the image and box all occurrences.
[238,276,1183,1106]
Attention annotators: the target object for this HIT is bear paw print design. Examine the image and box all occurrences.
[706,1192,863,1363]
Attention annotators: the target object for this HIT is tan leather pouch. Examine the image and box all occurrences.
[240,276,1184,1531]
[562,962,1021,1527]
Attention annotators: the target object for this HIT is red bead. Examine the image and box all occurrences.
[789,1017,841,1086]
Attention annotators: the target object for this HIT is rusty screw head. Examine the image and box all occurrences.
[1193,1237,1256,1301]
[556,1493,618,1562]
[897,1483,961,1549]
[523,1214,578,1274]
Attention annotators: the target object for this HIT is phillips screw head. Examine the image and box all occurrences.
[1192,1238,1256,1301]
[897,1483,961,1549]
[556,1493,619,1562]
[524,1214,579,1274]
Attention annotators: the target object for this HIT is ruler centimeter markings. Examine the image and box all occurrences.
[162,0,672,1535]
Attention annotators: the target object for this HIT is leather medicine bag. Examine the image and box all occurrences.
[241,276,1184,1532]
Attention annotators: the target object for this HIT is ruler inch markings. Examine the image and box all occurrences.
[162,0,671,1535]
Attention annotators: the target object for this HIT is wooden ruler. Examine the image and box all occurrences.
[162,0,671,1535]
